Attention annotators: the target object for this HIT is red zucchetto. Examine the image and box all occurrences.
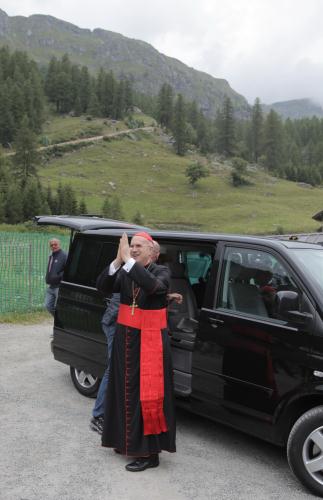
[134,231,153,242]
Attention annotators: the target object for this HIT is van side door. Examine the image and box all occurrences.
[54,235,118,377]
[192,243,315,440]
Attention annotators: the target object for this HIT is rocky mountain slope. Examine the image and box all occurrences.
[263,98,323,119]
[0,9,249,118]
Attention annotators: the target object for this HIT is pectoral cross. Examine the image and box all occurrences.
[131,299,138,315]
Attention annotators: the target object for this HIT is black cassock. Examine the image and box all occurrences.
[96,261,176,456]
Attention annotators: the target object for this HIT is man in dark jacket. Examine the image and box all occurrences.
[44,238,67,316]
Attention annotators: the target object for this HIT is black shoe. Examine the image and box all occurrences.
[125,454,159,472]
[90,416,104,435]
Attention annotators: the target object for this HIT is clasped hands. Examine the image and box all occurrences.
[113,232,131,268]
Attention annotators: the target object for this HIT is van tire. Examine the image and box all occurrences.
[70,366,100,398]
[287,406,323,496]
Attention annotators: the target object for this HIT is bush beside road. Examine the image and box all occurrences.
[0,322,312,500]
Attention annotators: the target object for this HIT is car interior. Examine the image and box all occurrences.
[158,244,214,335]
[219,248,300,320]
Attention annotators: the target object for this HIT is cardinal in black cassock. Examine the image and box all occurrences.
[96,231,176,472]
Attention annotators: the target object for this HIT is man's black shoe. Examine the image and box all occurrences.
[90,416,104,435]
[125,454,159,472]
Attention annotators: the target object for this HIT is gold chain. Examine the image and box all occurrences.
[130,263,152,315]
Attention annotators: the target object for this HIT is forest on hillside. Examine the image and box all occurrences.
[1,46,323,224]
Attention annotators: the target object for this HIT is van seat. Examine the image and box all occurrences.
[228,282,268,317]
[167,262,198,332]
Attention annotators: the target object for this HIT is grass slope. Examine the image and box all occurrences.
[37,117,322,234]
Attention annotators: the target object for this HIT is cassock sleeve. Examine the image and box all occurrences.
[128,263,170,295]
[96,265,121,295]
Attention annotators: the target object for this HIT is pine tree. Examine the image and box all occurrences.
[39,184,51,215]
[0,191,5,222]
[44,54,75,113]
[56,70,73,113]
[0,46,11,79]
[78,199,88,215]
[55,182,65,214]
[217,97,236,157]
[22,178,43,220]
[70,64,81,111]
[188,101,199,130]
[124,79,133,114]
[14,115,39,186]
[110,196,124,220]
[197,111,212,153]
[45,57,59,107]
[263,110,285,172]
[96,69,116,117]
[172,93,187,156]
[25,66,45,132]
[251,98,264,162]
[0,82,15,145]
[62,185,78,214]
[9,83,25,127]
[105,71,116,117]
[87,87,101,117]
[73,96,82,116]
[101,196,111,218]
[113,80,126,120]
[79,66,91,113]
[5,185,24,223]
[0,155,11,196]
[157,83,173,129]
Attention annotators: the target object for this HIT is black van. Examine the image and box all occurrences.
[36,215,323,496]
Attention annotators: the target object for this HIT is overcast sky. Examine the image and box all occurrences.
[1,0,322,105]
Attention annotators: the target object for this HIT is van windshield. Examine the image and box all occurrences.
[291,248,323,294]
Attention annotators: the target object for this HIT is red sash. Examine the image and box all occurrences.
[117,304,168,436]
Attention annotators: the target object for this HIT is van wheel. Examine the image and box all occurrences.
[287,406,323,496]
[70,366,100,398]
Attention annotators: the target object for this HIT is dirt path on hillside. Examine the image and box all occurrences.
[3,126,155,156]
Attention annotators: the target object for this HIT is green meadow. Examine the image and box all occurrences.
[37,123,323,234]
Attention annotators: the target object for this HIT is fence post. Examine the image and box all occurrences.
[29,242,32,307]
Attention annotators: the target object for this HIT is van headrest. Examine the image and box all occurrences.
[229,261,242,281]
[167,262,186,278]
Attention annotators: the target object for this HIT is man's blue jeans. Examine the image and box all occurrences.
[44,286,58,316]
[92,294,120,418]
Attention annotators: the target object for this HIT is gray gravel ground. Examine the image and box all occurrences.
[0,321,316,500]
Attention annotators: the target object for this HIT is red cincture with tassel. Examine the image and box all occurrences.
[117,304,168,435]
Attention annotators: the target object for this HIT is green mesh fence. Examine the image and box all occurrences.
[0,232,70,314]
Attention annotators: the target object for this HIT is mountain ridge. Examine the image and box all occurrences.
[263,98,323,119]
[0,8,249,118]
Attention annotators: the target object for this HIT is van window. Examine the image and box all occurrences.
[183,251,212,285]
[218,246,299,319]
[64,238,118,287]
[180,249,213,309]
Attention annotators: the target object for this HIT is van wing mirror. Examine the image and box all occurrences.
[276,290,299,317]
[276,291,313,325]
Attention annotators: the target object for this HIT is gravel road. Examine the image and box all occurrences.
[0,322,315,500]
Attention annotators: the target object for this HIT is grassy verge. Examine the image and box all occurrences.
[0,310,51,324]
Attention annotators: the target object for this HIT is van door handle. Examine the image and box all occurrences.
[208,318,224,328]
